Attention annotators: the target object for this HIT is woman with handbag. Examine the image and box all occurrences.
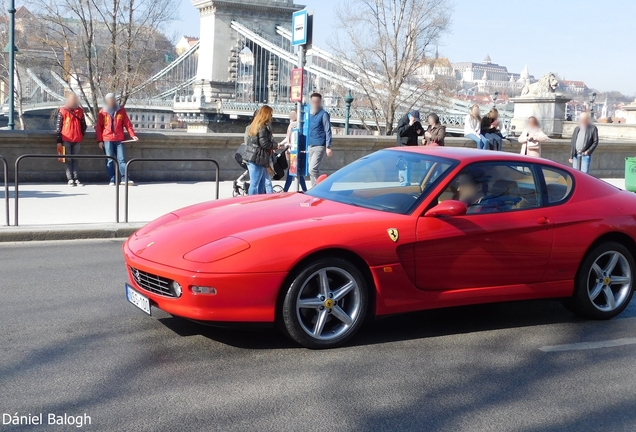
[244,106,277,195]
[518,116,549,158]
[423,113,446,146]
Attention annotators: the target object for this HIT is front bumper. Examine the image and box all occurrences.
[123,241,287,323]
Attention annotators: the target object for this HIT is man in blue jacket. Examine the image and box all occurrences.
[307,93,333,186]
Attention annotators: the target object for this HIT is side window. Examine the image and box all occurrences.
[438,163,541,214]
[542,167,574,205]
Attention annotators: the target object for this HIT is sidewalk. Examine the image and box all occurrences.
[1,181,286,226]
[0,178,627,241]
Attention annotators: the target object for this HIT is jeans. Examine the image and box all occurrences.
[104,141,127,182]
[484,133,503,151]
[63,142,80,180]
[466,134,490,150]
[573,154,591,174]
[247,162,267,195]
[264,175,273,194]
[284,174,307,192]
[308,145,327,186]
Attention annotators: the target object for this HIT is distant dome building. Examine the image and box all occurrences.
[451,55,536,96]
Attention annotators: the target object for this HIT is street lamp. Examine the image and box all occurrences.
[589,92,597,121]
[344,89,354,135]
[5,0,16,130]
[492,91,499,108]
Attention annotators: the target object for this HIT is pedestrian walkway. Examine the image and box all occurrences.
[1,181,285,226]
[0,178,626,227]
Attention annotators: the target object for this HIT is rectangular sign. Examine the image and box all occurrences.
[292,10,308,46]
[288,128,300,177]
[290,68,304,102]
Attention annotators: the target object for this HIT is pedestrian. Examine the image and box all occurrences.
[422,113,446,146]
[568,112,598,173]
[464,104,489,150]
[55,93,87,186]
[279,110,307,192]
[96,93,138,186]
[518,116,549,158]
[482,108,504,151]
[396,110,424,146]
[244,105,277,195]
[307,92,333,186]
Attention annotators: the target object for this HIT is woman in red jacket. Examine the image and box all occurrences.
[96,93,138,185]
[55,93,87,186]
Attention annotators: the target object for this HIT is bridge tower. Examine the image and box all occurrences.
[191,0,302,102]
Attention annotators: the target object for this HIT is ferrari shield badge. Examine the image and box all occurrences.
[387,228,399,242]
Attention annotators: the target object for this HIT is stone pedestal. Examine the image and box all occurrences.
[510,95,571,138]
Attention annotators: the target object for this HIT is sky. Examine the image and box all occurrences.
[173,0,636,95]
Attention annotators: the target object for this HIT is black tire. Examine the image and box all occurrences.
[281,257,369,349]
[566,241,635,320]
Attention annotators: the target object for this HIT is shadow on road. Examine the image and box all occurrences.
[155,299,608,350]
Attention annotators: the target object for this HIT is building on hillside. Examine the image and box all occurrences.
[416,56,456,88]
[559,80,588,95]
[452,55,535,96]
[176,36,199,55]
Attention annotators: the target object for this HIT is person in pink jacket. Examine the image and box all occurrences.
[518,117,549,158]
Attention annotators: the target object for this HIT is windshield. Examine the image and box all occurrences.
[307,149,457,214]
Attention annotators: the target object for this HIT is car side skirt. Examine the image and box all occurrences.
[370,264,574,316]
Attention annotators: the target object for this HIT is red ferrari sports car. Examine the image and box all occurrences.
[123,147,636,348]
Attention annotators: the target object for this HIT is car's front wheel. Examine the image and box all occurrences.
[281,257,368,349]
[567,242,635,319]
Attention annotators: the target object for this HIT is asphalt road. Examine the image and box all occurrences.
[2,240,636,432]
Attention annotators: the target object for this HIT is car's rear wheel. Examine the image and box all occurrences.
[281,257,368,349]
[566,242,635,319]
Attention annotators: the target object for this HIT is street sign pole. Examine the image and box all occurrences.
[291,9,312,192]
[7,0,16,130]
[295,45,305,193]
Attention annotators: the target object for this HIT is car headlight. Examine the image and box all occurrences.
[169,281,182,298]
[183,236,251,263]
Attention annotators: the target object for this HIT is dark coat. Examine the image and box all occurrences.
[570,125,599,158]
[396,115,424,146]
[244,125,276,167]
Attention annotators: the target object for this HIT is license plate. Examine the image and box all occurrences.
[126,284,151,315]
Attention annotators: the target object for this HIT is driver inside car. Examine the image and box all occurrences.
[456,167,498,214]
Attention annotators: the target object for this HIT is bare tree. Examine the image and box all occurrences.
[330,0,452,134]
[33,0,178,121]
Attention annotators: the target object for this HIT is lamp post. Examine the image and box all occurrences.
[492,91,499,108]
[344,89,354,135]
[6,0,16,130]
[589,92,597,122]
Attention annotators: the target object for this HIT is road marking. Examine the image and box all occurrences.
[540,337,636,352]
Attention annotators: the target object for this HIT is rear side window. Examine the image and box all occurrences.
[542,167,574,205]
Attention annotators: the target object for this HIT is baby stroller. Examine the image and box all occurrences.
[233,144,287,197]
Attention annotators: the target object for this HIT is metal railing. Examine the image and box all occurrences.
[0,155,8,226]
[123,158,220,223]
[14,154,121,226]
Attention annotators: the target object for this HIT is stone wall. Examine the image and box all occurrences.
[562,121,636,141]
[0,130,634,183]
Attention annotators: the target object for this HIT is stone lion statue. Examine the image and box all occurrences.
[521,72,559,97]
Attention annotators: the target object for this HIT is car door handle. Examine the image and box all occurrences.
[536,216,550,225]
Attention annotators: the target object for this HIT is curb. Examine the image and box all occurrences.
[0,223,145,242]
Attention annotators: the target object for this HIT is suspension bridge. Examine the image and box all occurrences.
[4,0,510,133]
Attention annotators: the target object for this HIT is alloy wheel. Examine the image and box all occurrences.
[295,267,362,341]
[587,251,632,312]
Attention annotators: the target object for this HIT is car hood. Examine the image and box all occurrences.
[127,193,369,266]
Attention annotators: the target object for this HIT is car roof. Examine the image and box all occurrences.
[387,146,566,168]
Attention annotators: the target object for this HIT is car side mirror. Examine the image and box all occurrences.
[425,200,468,217]
[315,174,328,185]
